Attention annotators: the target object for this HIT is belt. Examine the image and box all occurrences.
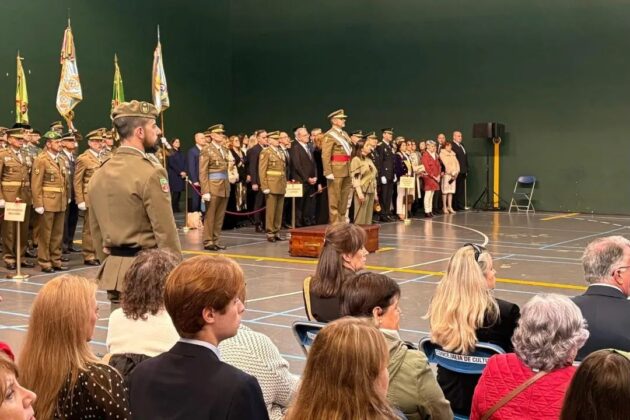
[110,246,142,257]
[1,181,30,187]
[208,173,227,180]
[42,187,64,193]
[266,170,283,176]
[331,155,350,162]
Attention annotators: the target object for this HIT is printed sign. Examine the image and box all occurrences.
[285,183,304,198]
[399,176,415,189]
[435,349,490,365]
[4,202,27,222]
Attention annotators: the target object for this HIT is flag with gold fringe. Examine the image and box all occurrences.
[56,19,82,131]
[15,52,29,124]
[112,54,125,112]
[152,25,169,113]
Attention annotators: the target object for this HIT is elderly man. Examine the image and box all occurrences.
[451,131,468,210]
[322,109,353,224]
[186,132,207,214]
[572,235,630,360]
[290,126,317,227]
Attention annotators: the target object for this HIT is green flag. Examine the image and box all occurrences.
[112,53,125,112]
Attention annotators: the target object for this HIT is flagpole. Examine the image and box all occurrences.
[160,111,166,166]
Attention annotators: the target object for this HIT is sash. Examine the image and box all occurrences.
[328,129,352,156]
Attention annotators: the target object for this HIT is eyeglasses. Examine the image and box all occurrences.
[463,243,486,262]
[612,265,630,276]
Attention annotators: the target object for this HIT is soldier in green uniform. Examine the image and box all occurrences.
[322,109,353,223]
[74,129,104,266]
[259,131,287,242]
[350,133,378,225]
[200,124,230,250]
[88,100,181,308]
[0,128,35,269]
[31,131,68,273]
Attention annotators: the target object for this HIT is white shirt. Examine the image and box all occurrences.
[62,149,74,162]
[89,149,100,158]
[179,338,221,359]
[47,151,59,161]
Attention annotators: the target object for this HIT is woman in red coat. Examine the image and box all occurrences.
[421,140,441,218]
[470,294,588,420]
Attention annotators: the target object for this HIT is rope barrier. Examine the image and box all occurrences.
[187,179,267,217]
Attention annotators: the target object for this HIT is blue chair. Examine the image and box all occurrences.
[419,337,506,420]
[292,320,325,356]
[508,175,536,213]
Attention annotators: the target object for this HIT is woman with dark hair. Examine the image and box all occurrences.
[560,349,630,420]
[106,249,182,379]
[0,355,37,420]
[393,138,414,220]
[303,223,368,322]
[350,135,378,225]
[341,273,453,420]
[313,133,329,225]
[167,138,186,213]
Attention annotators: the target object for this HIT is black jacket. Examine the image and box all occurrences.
[246,144,263,186]
[572,284,630,360]
[451,142,468,174]
[128,341,269,420]
[375,141,395,181]
[290,142,317,183]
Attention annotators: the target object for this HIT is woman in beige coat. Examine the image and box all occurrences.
[439,141,460,214]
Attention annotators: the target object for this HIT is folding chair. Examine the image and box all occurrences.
[508,175,536,213]
[420,337,506,420]
[292,320,325,356]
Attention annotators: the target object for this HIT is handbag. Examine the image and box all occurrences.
[480,370,548,420]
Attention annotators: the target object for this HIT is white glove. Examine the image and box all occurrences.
[161,137,172,149]
[0,200,5,208]
[202,193,211,202]
[263,189,270,195]
[394,175,398,183]
[68,199,71,204]
[326,174,334,180]
[77,202,87,211]
[381,176,387,185]
[34,207,44,215]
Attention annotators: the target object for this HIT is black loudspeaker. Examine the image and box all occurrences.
[473,122,505,139]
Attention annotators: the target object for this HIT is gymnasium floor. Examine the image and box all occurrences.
[1,211,629,374]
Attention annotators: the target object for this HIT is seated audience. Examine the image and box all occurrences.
[0,354,37,419]
[426,244,520,415]
[303,223,368,322]
[471,294,588,420]
[128,255,268,420]
[19,275,130,419]
[219,323,300,420]
[572,235,630,360]
[340,272,453,420]
[106,249,181,379]
[561,348,630,420]
[286,317,400,420]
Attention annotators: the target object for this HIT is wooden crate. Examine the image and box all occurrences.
[289,224,380,258]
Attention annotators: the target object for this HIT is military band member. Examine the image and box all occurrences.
[88,100,181,308]
[31,131,68,273]
[200,124,231,251]
[259,131,287,242]
[74,130,104,266]
[350,133,378,225]
[322,109,353,223]
[0,128,35,269]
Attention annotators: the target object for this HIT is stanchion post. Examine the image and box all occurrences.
[292,197,296,229]
[404,188,411,225]
[9,198,29,280]
[182,176,189,232]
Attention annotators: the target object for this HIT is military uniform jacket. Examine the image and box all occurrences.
[74,149,101,207]
[60,150,76,199]
[322,128,352,178]
[31,152,68,212]
[259,146,287,194]
[350,156,377,198]
[199,142,230,198]
[375,141,395,181]
[0,148,33,204]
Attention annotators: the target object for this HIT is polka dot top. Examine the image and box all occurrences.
[55,363,131,419]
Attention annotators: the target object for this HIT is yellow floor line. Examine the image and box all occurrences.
[375,247,396,253]
[182,250,587,291]
[541,212,580,221]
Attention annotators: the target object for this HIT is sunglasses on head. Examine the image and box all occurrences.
[463,243,486,261]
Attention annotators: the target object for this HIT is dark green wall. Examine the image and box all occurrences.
[230,0,630,214]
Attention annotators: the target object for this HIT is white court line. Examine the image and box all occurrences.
[249,306,305,322]
[246,291,303,303]
[540,227,628,250]
[409,220,490,246]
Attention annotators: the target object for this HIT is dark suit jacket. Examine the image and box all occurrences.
[375,141,395,181]
[186,146,201,184]
[167,150,186,192]
[290,142,317,183]
[572,284,630,360]
[451,142,468,174]
[246,144,263,186]
[128,341,269,420]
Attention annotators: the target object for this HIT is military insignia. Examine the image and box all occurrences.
[160,177,170,193]
[34,168,40,175]
[141,102,150,114]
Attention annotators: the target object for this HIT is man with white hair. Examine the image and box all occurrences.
[572,235,630,360]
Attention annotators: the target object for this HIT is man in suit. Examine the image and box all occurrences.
[60,132,80,255]
[572,235,630,360]
[451,131,468,211]
[290,126,317,227]
[322,109,353,224]
[128,255,269,420]
[200,124,231,251]
[375,128,395,221]
[246,129,268,232]
[259,131,287,242]
[186,132,206,214]
[89,100,181,308]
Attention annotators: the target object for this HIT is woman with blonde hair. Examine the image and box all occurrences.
[286,317,399,420]
[426,244,520,415]
[19,275,130,419]
[0,354,37,420]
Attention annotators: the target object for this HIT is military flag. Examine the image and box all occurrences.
[56,19,82,131]
[15,52,29,124]
[112,54,125,112]
[152,25,170,113]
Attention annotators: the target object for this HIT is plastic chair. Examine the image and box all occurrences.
[508,175,536,213]
[419,337,506,420]
[292,320,326,356]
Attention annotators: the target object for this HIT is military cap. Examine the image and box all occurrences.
[0,127,8,136]
[111,100,159,121]
[364,131,378,140]
[12,122,31,130]
[207,124,225,134]
[292,124,306,133]
[351,130,364,137]
[50,121,64,129]
[327,109,348,120]
[381,128,394,134]
[5,128,29,140]
[61,131,76,141]
[267,131,280,139]
[86,129,105,141]
[42,131,63,142]
[395,136,406,143]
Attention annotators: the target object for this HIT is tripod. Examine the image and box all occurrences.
[473,137,508,210]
